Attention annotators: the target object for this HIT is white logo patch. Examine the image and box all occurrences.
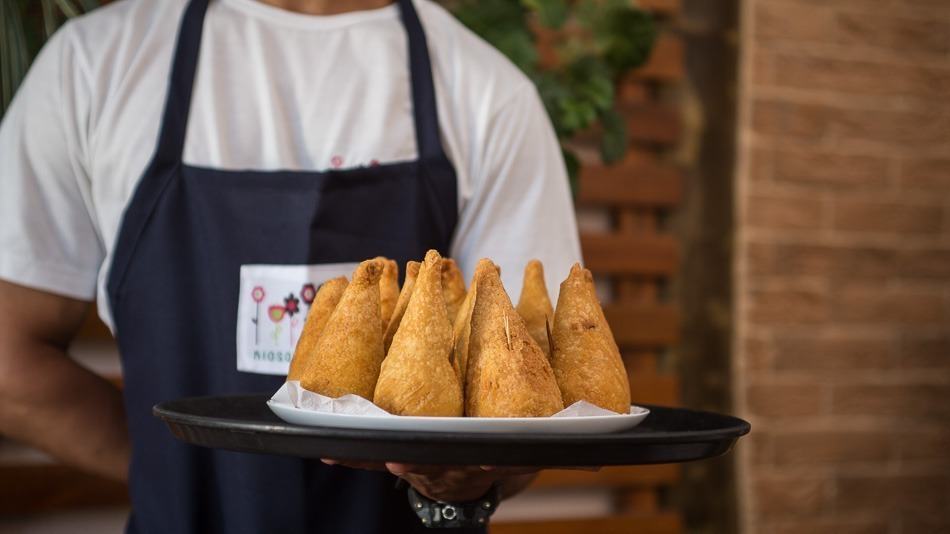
[236,263,358,375]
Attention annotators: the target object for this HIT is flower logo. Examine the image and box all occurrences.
[252,286,265,303]
[268,305,286,323]
[251,286,267,344]
[284,293,300,316]
[300,284,316,305]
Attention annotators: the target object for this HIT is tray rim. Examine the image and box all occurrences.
[153,394,751,445]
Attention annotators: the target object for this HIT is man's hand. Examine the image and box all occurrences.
[387,463,538,502]
[0,280,130,481]
[321,459,596,502]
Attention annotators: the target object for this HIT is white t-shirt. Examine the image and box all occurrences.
[0,0,581,328]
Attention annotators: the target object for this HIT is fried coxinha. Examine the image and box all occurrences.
[464,260,563,418]
[288,255,632,417]
[286,276,347,382]
[296,259,385,399]
[374,250,463,416]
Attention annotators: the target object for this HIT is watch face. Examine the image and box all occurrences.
[407,484,498,528]
[441,504,458,520]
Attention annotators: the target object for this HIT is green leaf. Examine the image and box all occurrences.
[452,0,537,73]
[599,7,657,74]
[1,0,31,114]
[487,29,538,73]
[53,0,82,19]
[41,1,58,38]
[1,0,98,118]
[562,148,581,196]
[598,107,627,164]
[522,0,568,29]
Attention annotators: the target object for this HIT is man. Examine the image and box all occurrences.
[0,0,581,532]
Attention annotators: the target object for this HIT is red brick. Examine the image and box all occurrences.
[756,520,888,534]
[771,430,895,465]
[753,474,833,519]
[771,333,894,371]
[833,12,950,58]
[746,241,896,280]
[901,158,950,191]
[747,287,830,325]
[752,99,950,148]
[755,3,950,58]
[831,289,945,324]
[743,335,772,370]
[899,430,950,461]
[900,333,950,368]
[748,146,773,183]
[745,193,826,230]
[832,383,950,417]
[747,431,772,466]
[768,53,950,98]
[753,3,838,45]
[897,248,950,279]
[901,520,950,534]
[832,199,943,234]
[751,99,828,140]
[747,383,827,417]
[836,475,950,520]
[772,148,889,189]
[752,50,773,86]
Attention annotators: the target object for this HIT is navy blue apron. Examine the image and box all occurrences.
[106,0,480,532]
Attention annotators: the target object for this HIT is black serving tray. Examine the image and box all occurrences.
[154,395,749,466]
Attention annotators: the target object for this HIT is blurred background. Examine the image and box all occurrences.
[2,0,948,533]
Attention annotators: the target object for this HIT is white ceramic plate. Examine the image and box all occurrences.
[267,401,649,435]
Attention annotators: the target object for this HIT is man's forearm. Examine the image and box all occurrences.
[0,340,129,481]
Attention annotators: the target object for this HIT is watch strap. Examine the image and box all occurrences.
[406,482,499,528]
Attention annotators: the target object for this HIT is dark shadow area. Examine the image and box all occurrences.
[674,1,740,532]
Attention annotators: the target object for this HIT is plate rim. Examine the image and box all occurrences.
[265,398,651,423]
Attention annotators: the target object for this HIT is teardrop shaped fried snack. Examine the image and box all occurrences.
[287,276,348,381]
[465,265,563,417]
[299,259,385,399]
[451,259,497,386]
[376,257,400,329]
[516,259,554,362]
[441,258,467,322]
[374,250,463,416]
[383,261,420,353]
[551,263,631,414]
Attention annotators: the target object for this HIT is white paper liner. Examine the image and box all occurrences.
[272,381,626,418]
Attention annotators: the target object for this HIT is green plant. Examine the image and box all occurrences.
[443,0,656,185]
[1,0,98,116]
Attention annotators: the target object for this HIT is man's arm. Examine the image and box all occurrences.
[0,280,129,481]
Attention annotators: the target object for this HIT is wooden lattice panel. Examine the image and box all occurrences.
[500,2,685,531]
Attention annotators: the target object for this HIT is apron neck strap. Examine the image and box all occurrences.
[396,0,445,161]
[153,0,210,167]
[154,0,448,167]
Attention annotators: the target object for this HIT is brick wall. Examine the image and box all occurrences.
[734,1,950,533]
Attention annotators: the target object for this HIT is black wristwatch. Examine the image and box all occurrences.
[402,480,499,528]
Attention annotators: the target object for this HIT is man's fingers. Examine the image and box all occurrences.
[479,465,600,474]
[478,465,541,476]
[327,460,599,475]
[387,464,545,476]
[385,462,475,476]
[321,458,388,471]
[560,465,602,472]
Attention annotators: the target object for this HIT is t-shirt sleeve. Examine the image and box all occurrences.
[450,82,582,301]
[0,25,103,301]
